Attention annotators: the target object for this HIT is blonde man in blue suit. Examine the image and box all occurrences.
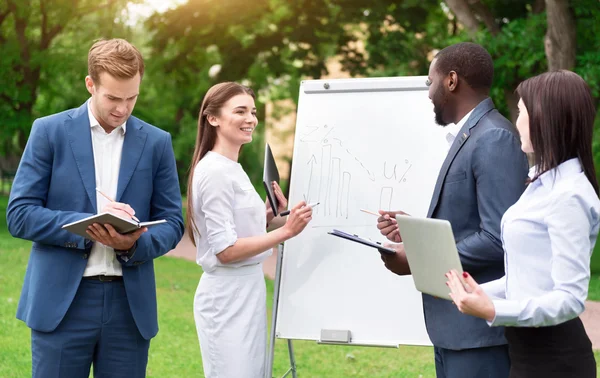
[7,38,184,378]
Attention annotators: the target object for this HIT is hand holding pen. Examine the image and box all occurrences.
[282,201,314,237]
[360,208,407,243]
[96,188,140,222]
[280,202,320,216]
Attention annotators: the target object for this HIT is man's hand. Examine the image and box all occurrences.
[102,202,136,220]
[86,223,147,251]
[379,242,411,275]
[377,210,409,243]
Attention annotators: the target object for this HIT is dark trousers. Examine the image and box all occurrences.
[505,317,596,378]
[434,344,511,378]
[31,279,150,378]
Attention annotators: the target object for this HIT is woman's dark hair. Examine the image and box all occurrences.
[517,70,598,194]
[186,82,256,245]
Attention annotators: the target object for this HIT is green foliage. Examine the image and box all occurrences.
[477,11,547,118]
[3,0,600,199]
[0,0,141,156]
[142,0,358,190]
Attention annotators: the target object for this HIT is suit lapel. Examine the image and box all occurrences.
[116,118,148,202]
[426,98,495,218]
[65,102,97,212]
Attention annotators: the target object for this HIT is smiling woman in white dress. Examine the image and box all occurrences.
[186,82,313,378]
[446,70,599,378]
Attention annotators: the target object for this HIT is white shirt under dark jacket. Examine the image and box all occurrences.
[482,158,600,327]
[83,100,126,277]
[445,109,473,150]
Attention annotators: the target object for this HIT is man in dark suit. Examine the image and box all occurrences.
[377,43,528,377]
[7,38,184,377]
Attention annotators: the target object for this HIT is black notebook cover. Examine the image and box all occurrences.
[263,143,280,214]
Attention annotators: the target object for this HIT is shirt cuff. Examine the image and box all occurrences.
[115,242,137,263]
[208,230,237,256]
[488,299,521,327]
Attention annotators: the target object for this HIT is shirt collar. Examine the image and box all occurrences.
[87,99,126,135]
[445,109,474,147]
[530,158,583,188]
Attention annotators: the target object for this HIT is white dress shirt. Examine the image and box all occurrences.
[482,158,600,327]
[83,100,127,277]
[192,151,271,272]
[445,109,474,150]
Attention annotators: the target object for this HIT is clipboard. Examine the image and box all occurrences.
[328,229,396,255]
[263,143,280,213]
[62,212,166,239]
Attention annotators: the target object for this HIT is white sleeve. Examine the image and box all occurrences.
[481,276,506,299]
[490,194,593,327]
[197,170,238,255]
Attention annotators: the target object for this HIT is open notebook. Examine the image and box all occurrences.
[62,212,166,239]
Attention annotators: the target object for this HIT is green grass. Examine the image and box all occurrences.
[0,193,599,377]
[592,240,600,274]
[589,274,600,302]
[0,195,436,377]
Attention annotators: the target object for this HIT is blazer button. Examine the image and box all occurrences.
[82,253,89,259]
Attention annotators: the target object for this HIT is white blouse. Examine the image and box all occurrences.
[192,151,271,272]
[482,158,600,327]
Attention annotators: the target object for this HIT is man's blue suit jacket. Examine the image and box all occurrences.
[7,102,185,340]
[423,98,529,350]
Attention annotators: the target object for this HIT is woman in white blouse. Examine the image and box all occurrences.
[186,82,313,378]
[447,70,599,377]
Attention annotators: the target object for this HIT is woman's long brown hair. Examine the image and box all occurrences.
[186,82,256,245]
[517,70,598,194]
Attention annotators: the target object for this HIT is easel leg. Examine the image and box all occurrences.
[265,244,299,378]
[265,243,285,378]
[287,339,297,378]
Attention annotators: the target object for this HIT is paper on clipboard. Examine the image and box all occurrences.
[328,229,397,255]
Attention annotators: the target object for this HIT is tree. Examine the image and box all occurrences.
[144,0,357,187]
[0,0,139,156]
[544,0,576,70]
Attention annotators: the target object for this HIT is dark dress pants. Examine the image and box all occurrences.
[31,279,150,378]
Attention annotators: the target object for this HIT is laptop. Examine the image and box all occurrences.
[395,215,463,300]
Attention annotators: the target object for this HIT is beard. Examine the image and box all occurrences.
[432,86,450,126]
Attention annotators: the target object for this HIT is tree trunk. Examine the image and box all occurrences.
[468,0,501,36]
[445,0,481,35]
[544,0,576,71]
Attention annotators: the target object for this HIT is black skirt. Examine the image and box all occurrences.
[504,317,596,378]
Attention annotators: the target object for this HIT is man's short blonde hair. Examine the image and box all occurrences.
[88,38,145,83]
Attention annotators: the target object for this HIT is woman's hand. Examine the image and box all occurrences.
[282,201,312,238]
[272,181,288,214]
[446,270,496,322]
[266,181,288,217]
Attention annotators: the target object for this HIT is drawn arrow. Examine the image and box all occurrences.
[306,154,317,203]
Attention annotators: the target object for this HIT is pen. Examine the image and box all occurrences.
[360,208,380,217]
[95,188,140,222]
[280,202,320,217]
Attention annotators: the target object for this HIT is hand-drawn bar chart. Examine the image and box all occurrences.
[300,124,414,219]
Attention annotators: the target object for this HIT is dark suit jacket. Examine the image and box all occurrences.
[423,98,528,349]
[7,102,184,340]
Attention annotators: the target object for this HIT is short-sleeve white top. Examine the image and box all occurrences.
[191,151,271,272]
